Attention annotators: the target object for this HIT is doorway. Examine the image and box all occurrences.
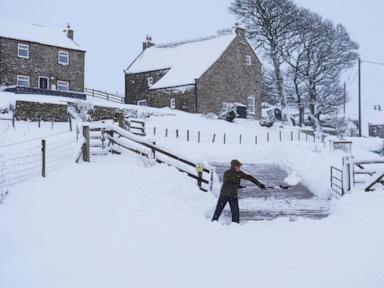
[38,76,49,90]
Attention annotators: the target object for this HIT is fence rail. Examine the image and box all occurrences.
[84,88,125,104]
[87,124,212,192]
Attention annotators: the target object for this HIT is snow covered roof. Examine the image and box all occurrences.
[125,32,237,89]
[0,17,85,51]
[368,111,384,125]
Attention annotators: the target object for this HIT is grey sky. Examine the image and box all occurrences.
[1,0,382,127]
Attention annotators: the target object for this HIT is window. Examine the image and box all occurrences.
[147,77,154,87]
[247,96,255,115]
[58,50,69,65]
[170,98,176,109]
[16,75,30,87]
[57,80,69,91]
[137,100,147,106]
[245,55,252,66]
[17,44,29,58]
[38,76,49,90]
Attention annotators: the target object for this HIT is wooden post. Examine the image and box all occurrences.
[68,114,72,132]
[239,134,242,145]
[176,129,179,138]
[198,131,201,143]
[51,120,54,130]
[82,126,90,162]
[41,139,46,177]
[187,130,190,142]
[306,133,308,142]
[212,134,216,143]
[224,133,226,144]
[255,136,258,145]
[38,115,41,128]
[76,125,79,142]
[12,115,15,128]
[267,132,270,143]
[298,131,300,141]
[153,127,156,136]
[291,131,293,141]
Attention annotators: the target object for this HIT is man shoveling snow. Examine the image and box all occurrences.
[212,159,266,223]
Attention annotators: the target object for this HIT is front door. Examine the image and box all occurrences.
[39,77,49,89]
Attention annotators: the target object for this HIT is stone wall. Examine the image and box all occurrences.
[89,106,128,121]
[0,37,85,92]
[197,35,262,118]
[369,124,384,138]
[14,100,68,121]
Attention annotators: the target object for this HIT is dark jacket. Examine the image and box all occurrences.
[220,168,264,197]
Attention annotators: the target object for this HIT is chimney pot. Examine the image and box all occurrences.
[234,22,246,37]
[65,23,74,40]
[143,35,155,51]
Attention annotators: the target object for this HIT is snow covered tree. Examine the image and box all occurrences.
[230,0,298,121]
[219,103,238,122]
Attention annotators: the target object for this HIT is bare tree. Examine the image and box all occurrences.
[230,0,297,120]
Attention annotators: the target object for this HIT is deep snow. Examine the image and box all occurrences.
[0,153,383,288]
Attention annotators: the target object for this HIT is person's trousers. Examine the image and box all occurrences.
[212,195,239,223]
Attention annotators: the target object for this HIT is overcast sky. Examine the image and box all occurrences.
[1,0,383,128]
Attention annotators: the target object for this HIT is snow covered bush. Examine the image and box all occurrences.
[218,103,237,122]
[202,113,218,120]
[260,115,275,128]
[68,101,94,121]
[331,116,358,138]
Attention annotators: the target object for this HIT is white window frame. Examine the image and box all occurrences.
[17,43,29,59]
[58,50,69,65]
[170,98,176,109]
[137,100,147,106]
[16,75,30,87]
[147,77,154,87]
[38,76,49,89]
[245,55,252,66]
[57,80,69,91]
[247,96,255,115]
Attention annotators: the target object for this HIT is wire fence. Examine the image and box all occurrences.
[0,131,80,203]
[146,126,323,145]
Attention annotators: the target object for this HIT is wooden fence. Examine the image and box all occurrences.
[84,88,125,104]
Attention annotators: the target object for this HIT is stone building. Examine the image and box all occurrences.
[368,104,384,138]
[0,17,85,93]
[124,25,262,118]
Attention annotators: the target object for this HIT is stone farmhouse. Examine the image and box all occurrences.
[368,104,384,138]
[0,17,85,93]
[125,25,262,118]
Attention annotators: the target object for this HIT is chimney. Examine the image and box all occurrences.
[65,23,74,40]
[143,35,155,50]
[234,22,246,37]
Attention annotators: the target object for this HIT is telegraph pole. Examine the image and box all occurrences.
[358,58,362,137]
[343,81,346,116]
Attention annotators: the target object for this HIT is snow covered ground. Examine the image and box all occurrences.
[1,95,384,287]
[0,152,384,288]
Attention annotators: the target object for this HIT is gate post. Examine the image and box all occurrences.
[41,139,46,177]
[82,126,90,162]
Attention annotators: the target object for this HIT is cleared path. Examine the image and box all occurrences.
[212,163,330,221]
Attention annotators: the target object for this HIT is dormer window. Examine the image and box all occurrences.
[58,50,69,65]
[147,77,154,87]
[17,44,29,58]
[245,55,252,66]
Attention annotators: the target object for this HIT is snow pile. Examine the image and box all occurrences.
[284,172,302,186]
[126,33,236,89]
[0,17,84,51]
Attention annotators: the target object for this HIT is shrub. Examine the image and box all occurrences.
[218,103,238,122]
[260,115,275,128]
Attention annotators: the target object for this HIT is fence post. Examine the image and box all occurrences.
[38,115,41,128]
[76,125,79,142]
[298,131,300,141]
[239,134,242,145]
[68,114,72,132]
[291,131,293,141]
[279,131,282,142]
[153,127,156,136]
[212,134,216,143]
[267,132,270,143]
[51,120,54,130]
[83,126,90,162]
[255,136,258,145]
[187,130,190,142]
[224,133,226,144]
[41,139,46,177]
[176,129,179,138]
[198,131,201,143]
[165,128,168,137]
